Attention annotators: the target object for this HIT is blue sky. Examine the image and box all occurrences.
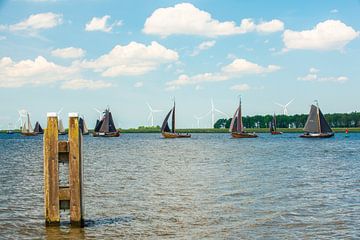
[0,0,359,129]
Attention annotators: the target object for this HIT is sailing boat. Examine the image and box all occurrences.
[300,101,334,138]
[93,108,120,137]
[33,121,44,134]
[269,113,282,135]
[58,119,66,135]
[79,117,89,135]
[161,101,191,138]
[230,97,258,138]
[21,112,37,136]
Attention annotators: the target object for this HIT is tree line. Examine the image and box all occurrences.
[214,112,360,129]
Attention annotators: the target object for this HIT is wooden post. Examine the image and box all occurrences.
[44,113,60,225]
[44,112,84,227]
[68,113,84,226]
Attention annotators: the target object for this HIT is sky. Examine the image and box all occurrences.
[0,0,359,129]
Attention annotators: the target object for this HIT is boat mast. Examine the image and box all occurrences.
[237,96,242,133]
[315,100,321,133]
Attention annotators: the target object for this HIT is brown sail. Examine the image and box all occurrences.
[270,113,282,135]
[230,98,257,138]
[93,108,120,137]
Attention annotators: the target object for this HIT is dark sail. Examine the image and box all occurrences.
[94,119,101,132]
[269,121,274,132]
[34,121,43,133]
[108,112,117,132]
[271,114,277,132]
[97,109,117,133]
[161,108,173,133]
[303,105,320,133]
[171,103,175,133]
[79,117,84,133]
[319,109,333,133]
[236,99,243,133]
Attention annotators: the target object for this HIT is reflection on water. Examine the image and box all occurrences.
[0,133,359,239]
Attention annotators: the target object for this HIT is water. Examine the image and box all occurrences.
[0,133,359,239]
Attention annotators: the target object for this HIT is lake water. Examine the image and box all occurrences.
[0,133,359,239]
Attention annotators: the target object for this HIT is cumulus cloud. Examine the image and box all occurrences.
[230,83,250,92]
[298,68,348,83]
[143,3,283,37]
[82,41,179,77]
[61,79,112,90]
[191,40,216,56]
[8,12,62,32]
[85,15,122,32]
[283,20,359,51]
[166,58,280,90]
[51,47,86,59]
[0,56,77,88]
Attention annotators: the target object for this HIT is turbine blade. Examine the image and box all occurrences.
[285,98,295,107]
[274,102,285,107]
[214,108,229,118]
[146,102,153,111]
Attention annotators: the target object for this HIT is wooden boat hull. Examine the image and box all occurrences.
[231,132,258,138]
[93,131,120,137]
[21,132,38,136]
[271,131,283,135]
[300,132,334,138]
[162,132,191,138]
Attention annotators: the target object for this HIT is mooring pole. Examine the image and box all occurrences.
[44,112,84,227]
[44,113,60,225]
[68,113,84,226]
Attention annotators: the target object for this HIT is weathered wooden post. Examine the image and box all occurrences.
[44,112,84,227]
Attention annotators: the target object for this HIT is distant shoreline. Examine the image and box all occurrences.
[2,128,359,134]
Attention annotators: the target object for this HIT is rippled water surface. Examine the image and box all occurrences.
[0,133,359,239]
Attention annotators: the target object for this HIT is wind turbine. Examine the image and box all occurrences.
[203,99,229,128]
[17,109,27,128]
[94,108,103,120]
[146,102,163,127]
[275,98,295,115]
[194,115,204,128]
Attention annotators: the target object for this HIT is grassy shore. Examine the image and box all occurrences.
[2,127,359,134]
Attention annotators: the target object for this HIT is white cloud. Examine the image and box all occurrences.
[8,12,62,32]
[143,3,283,37]
[298,68,348,83]
[51,47,86,59]
[191,40,216,56]
[230,83,250,92]
[85,15,122,32]
[283,20,359,51]
[0,56,77,88]
[82,41,178,77]
[134,81,144,88]
[330,9,339,13]
[256,19,284,33]
[166,58,280,89]
[61,79,112,90]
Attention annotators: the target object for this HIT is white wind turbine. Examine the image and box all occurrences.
[17,109,27,128]
[194,115,204,128]
[146,102,163,127]
[94,108,103,120]
[275,98,295,115]
[203,99,229,128]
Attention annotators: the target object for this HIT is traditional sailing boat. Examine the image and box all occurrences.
[269,113,282,135]
[230,97,258,138]
[79,117,89,135]
[33,121,44,134]
[300,101,334,138]
[93,108,120,137]
[161,101,191,138]
[21,112,37,136]
[58,119,66,135]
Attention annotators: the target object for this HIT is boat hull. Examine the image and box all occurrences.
[162,132,191,138]
[21,132,38,136]
[300,132,334,138]
[271,131,283,135]
[93,131,120,137]
[231,132,258,138]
